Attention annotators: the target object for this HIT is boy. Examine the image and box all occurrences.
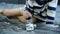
[0,0,59,27]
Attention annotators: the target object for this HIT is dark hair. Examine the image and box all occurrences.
[47,0,52,2]
[35,0,53,5]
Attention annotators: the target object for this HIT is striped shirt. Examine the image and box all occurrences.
[25,0,58,22]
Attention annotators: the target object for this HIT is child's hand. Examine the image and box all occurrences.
[25,11,32,18]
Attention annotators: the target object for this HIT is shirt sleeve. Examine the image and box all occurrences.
[47,0,58,20]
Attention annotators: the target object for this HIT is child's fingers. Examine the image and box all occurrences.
[25,11,32,18]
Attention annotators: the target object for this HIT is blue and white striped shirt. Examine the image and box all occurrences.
[25,0,58,22]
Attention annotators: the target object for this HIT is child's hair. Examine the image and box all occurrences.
[47,0,52,2]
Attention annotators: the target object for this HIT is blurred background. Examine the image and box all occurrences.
[0,0,26,4]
